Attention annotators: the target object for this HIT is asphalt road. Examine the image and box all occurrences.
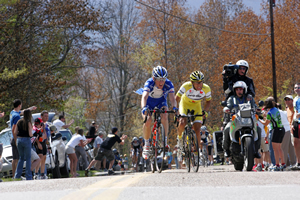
[0,165,299,200]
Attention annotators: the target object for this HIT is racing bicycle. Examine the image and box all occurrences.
[144,107,175,173]
[175,110,205,172]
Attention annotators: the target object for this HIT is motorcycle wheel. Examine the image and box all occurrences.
[244,137,254,171]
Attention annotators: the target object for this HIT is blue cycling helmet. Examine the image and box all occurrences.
[152,66,168,78]
[112,148,118,154]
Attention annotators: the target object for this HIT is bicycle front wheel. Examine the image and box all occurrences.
[190,130,199,172]
[150,130,155,173]
[183,130,190,172]
[155,123,165,173]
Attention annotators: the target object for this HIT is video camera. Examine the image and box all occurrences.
[223,62,239,78]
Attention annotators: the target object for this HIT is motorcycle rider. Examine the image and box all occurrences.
[222,81,261,158]
[222,60,255,100]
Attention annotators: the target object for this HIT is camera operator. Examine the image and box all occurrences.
[222,60,255,100]
[33,118,48,179]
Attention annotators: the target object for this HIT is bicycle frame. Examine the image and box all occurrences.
[143,107,175,173]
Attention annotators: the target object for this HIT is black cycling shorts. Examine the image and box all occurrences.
[36,141,47,155]
[293,121,300,139]
[271,127,285,143]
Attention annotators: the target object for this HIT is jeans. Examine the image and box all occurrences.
[174,156,179,169]
[75,146,89,170]
[15,137,32,180]
[268,130,276,165]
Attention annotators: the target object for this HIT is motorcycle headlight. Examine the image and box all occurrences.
[241,118,252,124]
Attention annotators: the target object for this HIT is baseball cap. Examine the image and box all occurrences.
[49,125,57,132]
[284,95,293,100]
[34,118,42,125]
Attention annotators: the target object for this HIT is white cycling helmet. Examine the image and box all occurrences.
[236,60,249,75]
[233,81,247,95]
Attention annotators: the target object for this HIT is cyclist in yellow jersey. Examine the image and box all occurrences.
[175,71,211,153]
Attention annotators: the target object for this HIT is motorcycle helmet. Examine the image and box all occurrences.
[152,66,168,78]
[233,81,247,95]
[190,71,204,82]
[236,60,249,75]
[200,126,207,131]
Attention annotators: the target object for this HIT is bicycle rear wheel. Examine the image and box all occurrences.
[183,130,190,172]
[190,130,200,172]
[155,123,165,173]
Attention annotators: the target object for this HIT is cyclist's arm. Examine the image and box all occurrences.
[169,92,177,108]
[175,95,181,108]
[141,91,149,108]
[203,100,211,111]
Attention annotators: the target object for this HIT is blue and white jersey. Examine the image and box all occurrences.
[143,78,175,101]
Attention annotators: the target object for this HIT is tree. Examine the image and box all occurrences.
[0,0,110,128]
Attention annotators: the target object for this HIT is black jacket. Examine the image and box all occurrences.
[223,73,255,98]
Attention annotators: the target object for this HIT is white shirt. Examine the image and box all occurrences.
[279,110,290,132]
[53,119,65,132]
[257,121,266,138]
[94,136,103,148]
[67,134,84,148]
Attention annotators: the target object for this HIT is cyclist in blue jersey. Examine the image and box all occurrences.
[141,66,177,159]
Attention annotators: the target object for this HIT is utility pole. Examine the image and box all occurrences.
[269,0,277,102]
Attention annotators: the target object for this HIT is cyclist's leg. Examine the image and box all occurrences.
[193,122,202,149]
[178,101,188,138]
[142,112,152,159]
[161,105,169,145]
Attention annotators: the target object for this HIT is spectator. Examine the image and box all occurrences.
[173,145,179,169]
[93,132,106,171]
[65,128,87,178]
[85,127,127,176]
[88,121,98,137]
[53,114,74,132]
[14,109,33,180]
[74,128,90,172]
[207,133,214,166]
[33,118,48,179]
[113,148,122,171]
[259,97,286,171]
[255,116,269,171]
[122,154,128,170]
[30,127,41,179]
[166,145,172,169]
[10,99,36,178]
[49,125,57,139]
[277,102,296,167]
[292,83,300,169]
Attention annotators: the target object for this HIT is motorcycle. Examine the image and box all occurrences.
[224,102,260,171]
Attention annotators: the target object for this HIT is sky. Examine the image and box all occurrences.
[186,0,263,15]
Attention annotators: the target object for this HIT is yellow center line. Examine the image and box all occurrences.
[92,173,149,200]
[61,173,150,200]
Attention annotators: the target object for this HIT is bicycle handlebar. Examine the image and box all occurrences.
[143,108,176,124]
[174,113,206,127]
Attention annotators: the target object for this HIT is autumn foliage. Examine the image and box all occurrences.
[0,0,299,151]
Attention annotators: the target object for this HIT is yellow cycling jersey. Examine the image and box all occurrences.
[176,82,212,104]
